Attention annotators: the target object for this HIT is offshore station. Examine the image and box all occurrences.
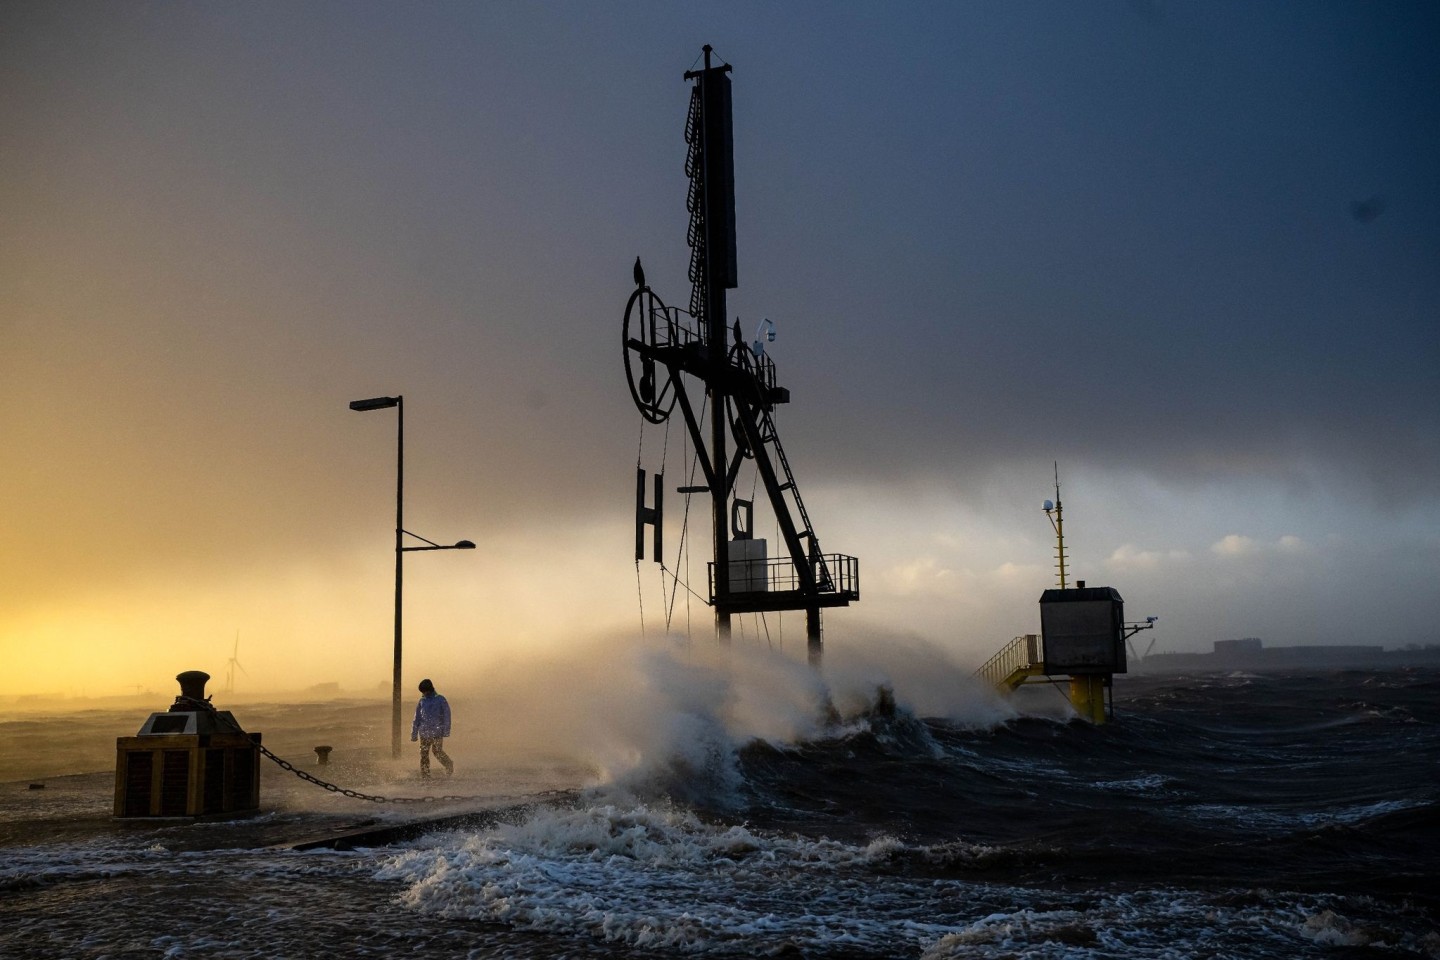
[973,466,1156,724]
[623,48,1151,723]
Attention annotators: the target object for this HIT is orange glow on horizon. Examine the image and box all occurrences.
[0,521,642,701]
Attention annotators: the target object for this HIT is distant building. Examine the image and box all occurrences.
[1213,637,1263,657]
[1135,638,1440,673]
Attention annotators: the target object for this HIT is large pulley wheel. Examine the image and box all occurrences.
[623,286,678,424]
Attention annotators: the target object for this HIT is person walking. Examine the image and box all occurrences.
[410,678,454,778]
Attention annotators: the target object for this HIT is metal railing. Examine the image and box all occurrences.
[652,302,702,352]
[708,552,859,600]
[742,348,778,395]
[975,634,1041,690]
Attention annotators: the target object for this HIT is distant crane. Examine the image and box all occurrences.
[224,632,247,695]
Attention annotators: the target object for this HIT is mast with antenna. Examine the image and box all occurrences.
[1042,462,1068,589]
[622,46,859,665]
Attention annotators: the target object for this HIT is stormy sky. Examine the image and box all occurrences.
[2,2,1437,697]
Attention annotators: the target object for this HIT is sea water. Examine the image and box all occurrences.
[1,660,1436,958]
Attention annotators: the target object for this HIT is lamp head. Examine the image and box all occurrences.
[1043,499,1054,512]
[349,396,401,412]
[454,540,476,550]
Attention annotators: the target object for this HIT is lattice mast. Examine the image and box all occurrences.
[1043,462,1068,589]
[686,46,740,642]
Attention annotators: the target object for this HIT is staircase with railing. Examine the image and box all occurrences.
[976,634,1045,692]
[727,343,842,593]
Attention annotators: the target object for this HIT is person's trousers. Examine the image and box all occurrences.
[419,737,452,776]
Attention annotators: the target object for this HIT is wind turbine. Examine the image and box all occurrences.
[224,632,247,695]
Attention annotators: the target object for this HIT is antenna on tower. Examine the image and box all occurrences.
[1042,462,1068,589]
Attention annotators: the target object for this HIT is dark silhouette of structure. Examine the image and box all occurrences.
[623,47,858,665]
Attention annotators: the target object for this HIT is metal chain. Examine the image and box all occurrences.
[256,742,487,804]
[172,699,512,805]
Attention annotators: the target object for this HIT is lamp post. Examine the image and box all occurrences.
[349,395,475,758]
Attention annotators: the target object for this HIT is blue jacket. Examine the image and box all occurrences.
[411,692,451,739]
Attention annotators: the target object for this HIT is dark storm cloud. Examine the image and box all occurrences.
[716,3,1440,504]
[2,0,1436,593]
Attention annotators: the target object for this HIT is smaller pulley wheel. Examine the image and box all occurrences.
[725,341,769,457]
[726,396,756,459]
[623,286,678,424]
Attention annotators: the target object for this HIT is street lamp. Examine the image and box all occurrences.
[349,395,474,759]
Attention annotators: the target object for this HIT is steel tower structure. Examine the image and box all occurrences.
[622,47,858,665]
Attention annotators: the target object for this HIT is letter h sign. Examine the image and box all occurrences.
[635,468,663,562]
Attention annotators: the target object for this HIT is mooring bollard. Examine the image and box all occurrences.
[314,746,333,765]
[114,670,262,818]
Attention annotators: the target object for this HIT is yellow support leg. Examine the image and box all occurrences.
[1068,675,1109,724]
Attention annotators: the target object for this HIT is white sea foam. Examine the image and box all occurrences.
[1092,773,1176,793]
[1297,907,1426,953]
[7,828,1417,960]
[377,800,968,954]
[916,890,1404,960]
[446,631,1026,782]
[439,634,1028,812]
[378,804,1418,959]
[1185,797,1422,832]
[0,840,429,959]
